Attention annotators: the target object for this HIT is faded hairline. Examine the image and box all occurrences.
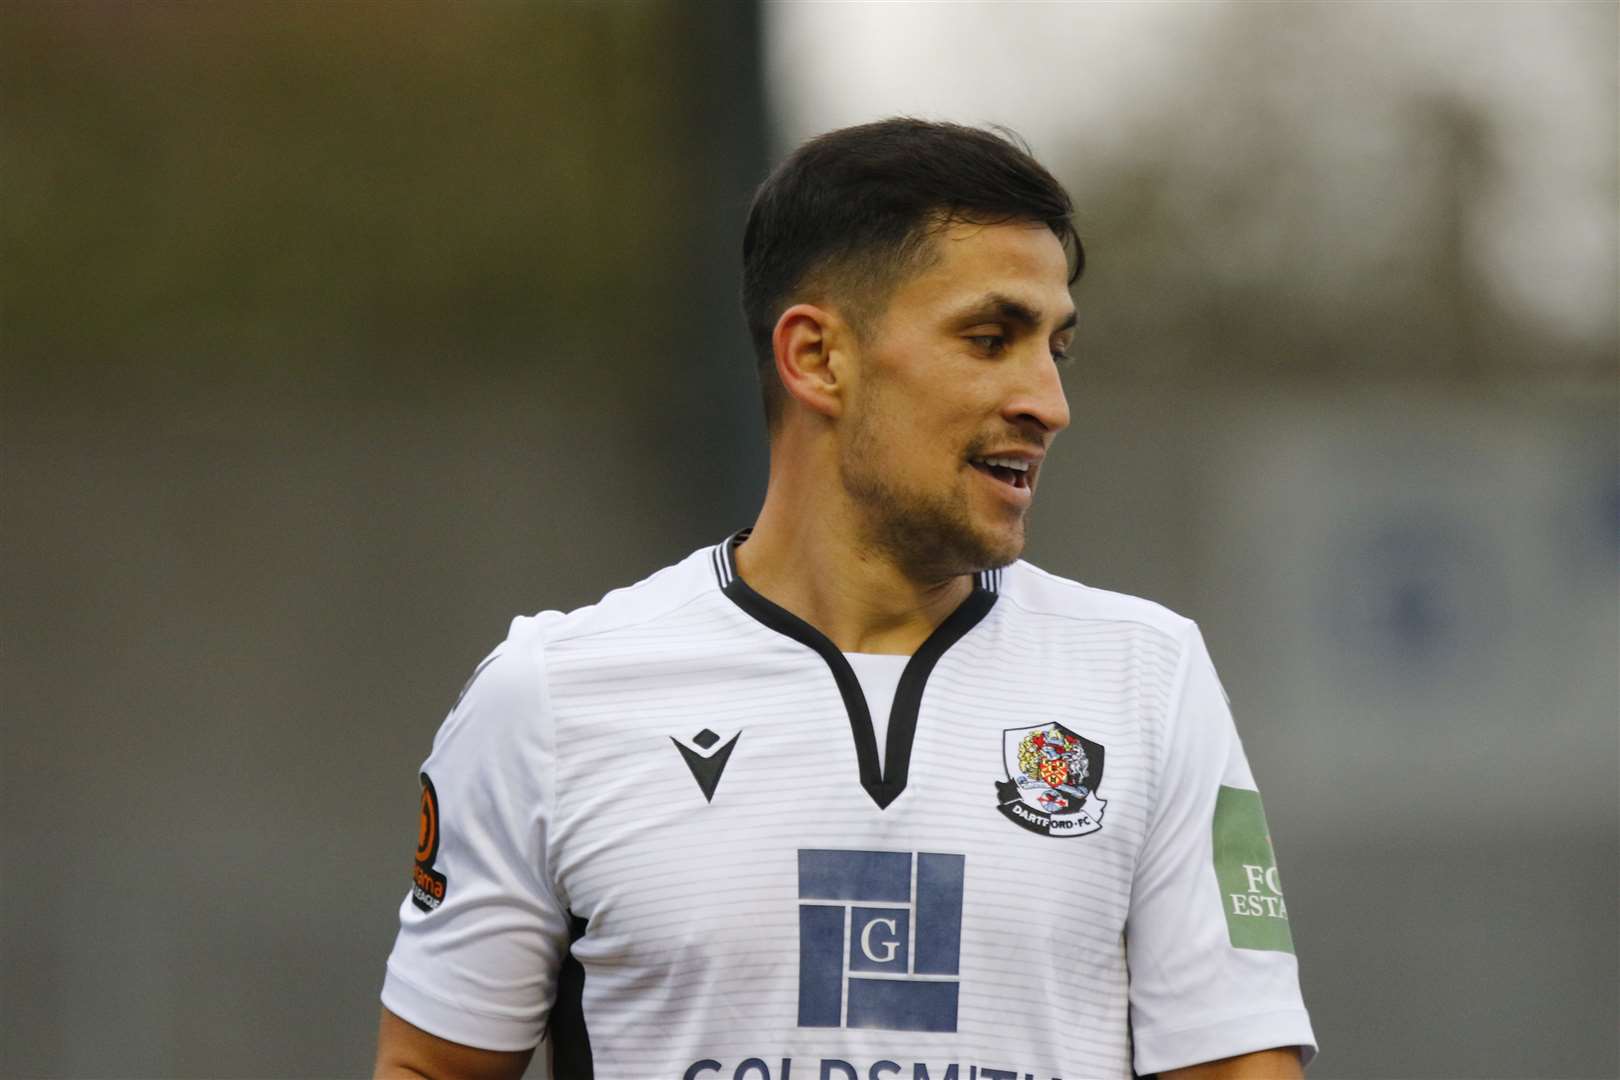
[762,211,1067,434]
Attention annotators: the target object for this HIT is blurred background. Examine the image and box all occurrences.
[2,2,1614,1077]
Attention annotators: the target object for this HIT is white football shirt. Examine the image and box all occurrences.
[382,534,1316,1078]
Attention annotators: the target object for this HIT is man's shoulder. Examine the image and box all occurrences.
[511,542,724,651]
[1000,560,1195,643]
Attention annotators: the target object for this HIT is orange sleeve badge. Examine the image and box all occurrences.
[410,773,447,912]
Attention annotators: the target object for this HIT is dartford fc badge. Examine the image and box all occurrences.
[995,723,1107,837]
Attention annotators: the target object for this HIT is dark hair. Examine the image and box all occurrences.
[740,118,1083,428]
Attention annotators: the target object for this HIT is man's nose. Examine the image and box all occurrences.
[1002,349,1071,436]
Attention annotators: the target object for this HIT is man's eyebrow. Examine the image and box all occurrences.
[957,293,1078,333]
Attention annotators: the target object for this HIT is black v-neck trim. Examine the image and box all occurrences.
[715,530,999,810]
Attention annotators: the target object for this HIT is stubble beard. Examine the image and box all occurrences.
[838,411,1026,584]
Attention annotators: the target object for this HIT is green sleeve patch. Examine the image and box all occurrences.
[1213,785,1295,953]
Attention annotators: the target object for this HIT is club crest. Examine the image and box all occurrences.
[995,723,1107,837]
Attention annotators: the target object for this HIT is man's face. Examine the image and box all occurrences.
[837,218,1074,580]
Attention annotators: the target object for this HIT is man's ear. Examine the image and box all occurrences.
[771,303,848,420]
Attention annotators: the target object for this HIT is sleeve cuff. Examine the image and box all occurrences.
[1133,1006,1317,1076]
[380,964,544,1053]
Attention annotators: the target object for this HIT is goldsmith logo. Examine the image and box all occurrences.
[796,849,965,1033]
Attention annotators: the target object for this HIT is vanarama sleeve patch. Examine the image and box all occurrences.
[411,772,448,912]
[1212,785,1294,953]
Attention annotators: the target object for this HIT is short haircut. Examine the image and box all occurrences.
[740,118,1084,429]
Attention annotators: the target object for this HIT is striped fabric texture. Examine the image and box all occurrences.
[382,537,1315,1078]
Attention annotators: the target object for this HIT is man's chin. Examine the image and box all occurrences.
[926,517,1026,580]
[847,476,1028,582]
[972,523,1026,573]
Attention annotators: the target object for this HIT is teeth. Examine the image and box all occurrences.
[981,456,1030,472]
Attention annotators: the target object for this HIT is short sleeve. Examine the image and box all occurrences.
[1126,622,1317,1075]
[381,615,571,1052]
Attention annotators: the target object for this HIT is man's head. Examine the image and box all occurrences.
[741,118,1083,430]
[741,120,1084,578]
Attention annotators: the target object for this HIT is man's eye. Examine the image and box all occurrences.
[968,335,1005,355]
[1052,348,1074,368]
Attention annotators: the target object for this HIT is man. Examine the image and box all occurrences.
[375,119,1316,1080]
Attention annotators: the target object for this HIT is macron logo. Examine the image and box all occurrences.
[671,727,740,803]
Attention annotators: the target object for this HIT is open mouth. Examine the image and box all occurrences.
[969,455,1031,490]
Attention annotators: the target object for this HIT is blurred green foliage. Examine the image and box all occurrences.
[2,3,720,392]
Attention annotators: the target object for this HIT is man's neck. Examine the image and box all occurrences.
[734,488,974,657]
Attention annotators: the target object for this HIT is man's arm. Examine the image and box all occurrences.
[1124,624,1316,1074]
[373,1006,534,1080]
[1160,1047,1304,1080]
[378,624,571,1071]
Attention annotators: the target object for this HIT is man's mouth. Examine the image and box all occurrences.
[969,455,1032,490]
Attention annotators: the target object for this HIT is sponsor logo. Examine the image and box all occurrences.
[797,850,964,1033]
[683,1059,1063,1079]
[411,773,447,912]
[1212,785,1294,952]
[994,723,1107,837]
[671,727,741,803]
